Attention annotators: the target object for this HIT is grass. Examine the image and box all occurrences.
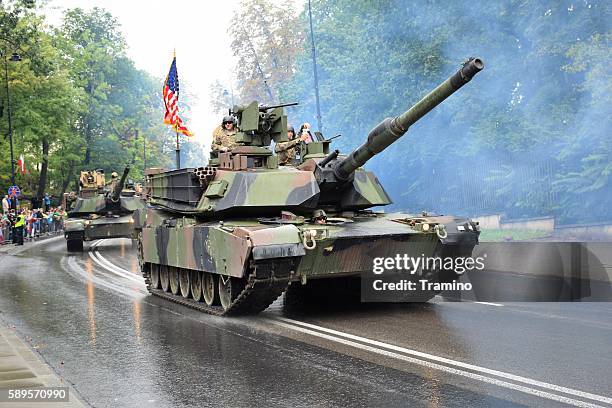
[479,228,551,242]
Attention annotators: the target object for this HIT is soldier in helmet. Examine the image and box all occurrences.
[298,122,315,143]
[275,124,309,165]
[107,171,120,191]
[211,115,238,153]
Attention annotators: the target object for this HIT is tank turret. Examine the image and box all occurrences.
[148,58,484,215]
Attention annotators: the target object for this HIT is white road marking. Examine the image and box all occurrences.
[269,317,612,408]
[63,256,145,298]
[434,295,504,307]
[474,301,504,306]
[83,245,611,407]
[87,240,145,285]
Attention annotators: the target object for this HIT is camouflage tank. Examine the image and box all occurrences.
[64,165,145,251]
[135,58,484,315]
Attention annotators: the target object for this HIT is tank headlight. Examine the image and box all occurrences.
[422,223,430,231]
[129,218,135,223]
[84,220,91,226]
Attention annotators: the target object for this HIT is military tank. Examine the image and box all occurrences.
[64,165,145,251]
[135,58,484,315]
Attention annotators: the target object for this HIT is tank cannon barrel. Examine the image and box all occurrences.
[110,165,130,202]
[334,58,484,180]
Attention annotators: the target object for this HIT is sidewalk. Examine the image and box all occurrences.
[0,234,64,256]
[0,318,86,407]
[1,235,86,407]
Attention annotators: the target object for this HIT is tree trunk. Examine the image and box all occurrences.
[36,137,49,200]
[83,82,94,166]
[84,123,92,165]
[60,163,75,197]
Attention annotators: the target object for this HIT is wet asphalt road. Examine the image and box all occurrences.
[0,237,611,407]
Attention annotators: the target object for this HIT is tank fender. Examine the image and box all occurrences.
[425,215,480,246]
[64,219,85,233]
[248,225,306,260]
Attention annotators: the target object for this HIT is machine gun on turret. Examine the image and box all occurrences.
[229,101,298,147]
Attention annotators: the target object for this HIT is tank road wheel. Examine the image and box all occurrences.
[179,269,191,299]
[190,271,203,302]
[219,275,246,311]
[203,273,219,306]
[149,264,161,289]
[169,267,180,295]
[160,265,170,292]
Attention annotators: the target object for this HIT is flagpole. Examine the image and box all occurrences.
[175,129,180,169]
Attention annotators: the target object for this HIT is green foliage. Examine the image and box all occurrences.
[479,229,550,242]
[227,0,303,105]
[0,2,177,200]
[274,0,611,224]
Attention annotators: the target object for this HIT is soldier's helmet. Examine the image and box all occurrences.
[222,115,236,126]
[111,171,119,178]
[287,125,295,134]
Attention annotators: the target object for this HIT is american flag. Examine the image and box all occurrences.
[163,55,193,136]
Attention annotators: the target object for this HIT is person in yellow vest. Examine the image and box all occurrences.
[13,210,25,245]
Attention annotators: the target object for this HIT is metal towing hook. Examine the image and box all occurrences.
[302,229,318,250]
[434,224,448,239]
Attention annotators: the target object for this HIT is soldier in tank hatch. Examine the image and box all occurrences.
[298,122,315,143]
[211,115,238,153]
[275,124,310,165]
[107,171,120,191]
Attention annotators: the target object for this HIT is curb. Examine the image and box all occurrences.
[0,234,64,256]
[0,317,86,407]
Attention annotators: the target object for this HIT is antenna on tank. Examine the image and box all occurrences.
[308,0,323,133]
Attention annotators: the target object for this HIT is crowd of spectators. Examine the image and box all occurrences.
[0,194,67,246]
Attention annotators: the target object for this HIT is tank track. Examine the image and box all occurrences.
[142,259,297,316]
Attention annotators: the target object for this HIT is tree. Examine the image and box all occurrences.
[228,0,303,105]
[0,3,179,201]
[1,2,84,200]
[56,7,126,167]
[278,0,611,223]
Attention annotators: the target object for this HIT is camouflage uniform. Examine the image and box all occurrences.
[211,126,238,152]
[275,138,301,165]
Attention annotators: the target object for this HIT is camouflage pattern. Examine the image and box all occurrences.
[65,214,135,241]
[139,210,477,281]
[211,126,238,152]
[275,137,301,165]
[65,165,145,251]
[137,58,484,314]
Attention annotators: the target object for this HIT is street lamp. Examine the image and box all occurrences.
[3,50,22,188]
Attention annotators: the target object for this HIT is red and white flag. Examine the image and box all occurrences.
[17,154,26,174]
